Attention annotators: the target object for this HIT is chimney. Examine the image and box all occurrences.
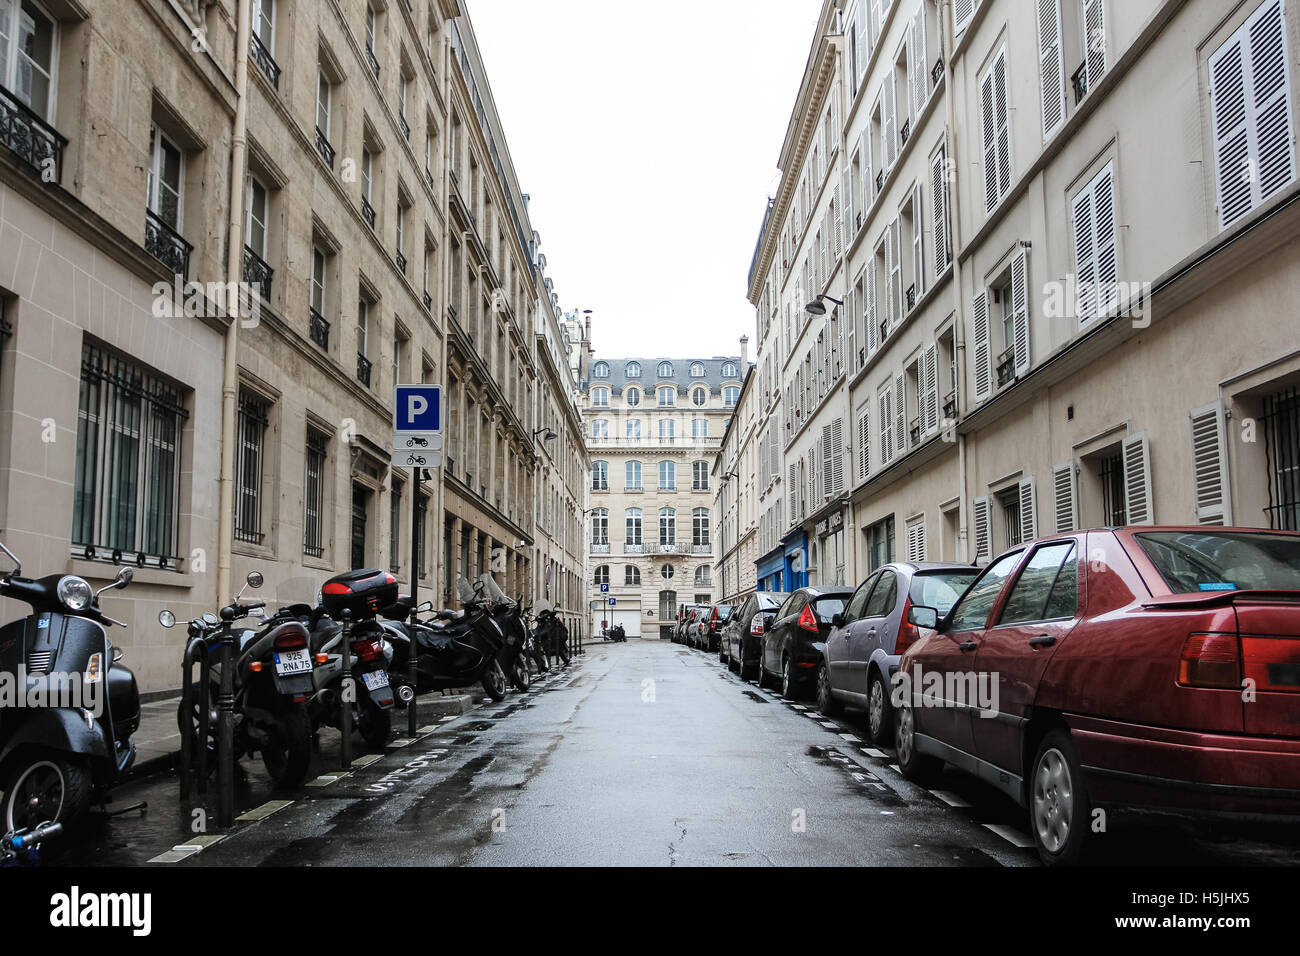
[740,335,750,367]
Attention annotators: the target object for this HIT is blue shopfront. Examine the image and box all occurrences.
[755,531,809,593]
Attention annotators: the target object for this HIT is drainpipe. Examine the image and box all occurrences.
[217,0,253,607]
[940,0,970,562]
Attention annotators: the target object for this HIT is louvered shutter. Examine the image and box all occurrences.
[1083,0,1106,89]
[832,417,845,494]
[981,67,998,211]
[884,71,897,167]
[857,405,871,481]
[930,147,951,276]
[1072,180,1097,322]
[1092,165,1117,314]
[888,217,901,328]
[822,427,833,498]
[808,448,818,515]
[972,496,991,563]
[1039,0,1065,137]
[869,0,882,58]
[894,371,906,456]
[866,259,879,355]
[1122,432,1154,525]
[923,342,939,435]
[971,289,992,400]
[1189,403,1229,524]
[833,184,843,259]
[1011,247,1031,375]
[789,463,798,521]
[912,181,925,299]
[842,167,854,251]
[955,0,975,35]
[879,387,893,464]
[907,521,926,562]
[994,50,1011,200]
[906,20,921,123]
[915,4,928,105]
[1052,462,1076,533]
[1018,476,1037,541]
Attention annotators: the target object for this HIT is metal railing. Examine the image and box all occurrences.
[365,46,380,78]
[906,283,916,312]
[932,57,945,87]
[423,290,433,311]
[357,353,372,386]
[144,210,192,279]
[943,390,957,420]
[900,119,911,146]
[242,245,273,301]
[361,196,376,229]
[399,114,410,140]
[1071,62,1088,105]
[996,347,1016,387]
[315,127,335,168]
[250,32,280,88]
[309,307,330,350]
[396,250,407,275]
[0,83,67,183]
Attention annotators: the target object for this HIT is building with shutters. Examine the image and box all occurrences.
[743,0,1300,592]
[580,342,745,639]
[712,360,760,605]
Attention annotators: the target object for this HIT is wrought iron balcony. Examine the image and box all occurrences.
[399,114,410,140]
[250,32,280,89]
[910,418,921,446]
[361,196,376,229]
[396,250,407,275]
[365,46,380,79]
[0,83,67,183]
[691,544,711,555]
[315,127,335,168]
[906,283,916,312]
[144,210,192,279]
[625,544,644,555]
[1071,62,1088,105]
[357,353,372,386]
[932,57,945,87]
[242,245,273,300]
[996,347,1016,387]
[591,543,610,555]
[309,307,330,350]
[880,319,889,342]
[423,290,432,312]
[425,167,435,192]
[875,169,884,192]
[900,119,911,146]
[943,390,957,420]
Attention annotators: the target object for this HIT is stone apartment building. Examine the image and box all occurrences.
[0,0,585,690]
[743,0,1300,596]
[712,359,759,605]
[580,340,745,639]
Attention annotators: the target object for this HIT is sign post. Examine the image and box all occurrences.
[394,385,442,738]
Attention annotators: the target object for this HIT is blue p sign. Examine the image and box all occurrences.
[395,386,442,433]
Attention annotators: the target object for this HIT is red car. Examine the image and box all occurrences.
[895,526,1300,865]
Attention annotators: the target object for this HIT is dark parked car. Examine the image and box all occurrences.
[675,605,707,644]
[756,586,853,700]
[820,562,980,743]
[698,604,733,652]
[722,591,788,678]
[895,527,1300,866]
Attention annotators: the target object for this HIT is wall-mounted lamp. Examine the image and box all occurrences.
[805,294,844,316]
[533,427,558,443]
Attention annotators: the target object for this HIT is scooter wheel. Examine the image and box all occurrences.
[1,754,92,835]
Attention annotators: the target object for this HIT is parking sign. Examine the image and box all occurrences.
[394,385,442,433]
[600,583,609,593]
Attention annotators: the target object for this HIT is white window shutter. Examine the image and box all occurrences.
[923,342,939,435]
[973,496,991,564]
[833,184,843,259]
[954,0,975,36]
[857,405,871,481]
[906,21,921,123]
[994,50,1011,200]
[1052,462,1076,533]
[1018,476,1038,541]
[842,167,854,251]
[888,217,902,328]
[880,387,893,463]
[1122,432,1154,525]
[980,68,998,211]
[915,3,928,106]
[1010,246,1031,375]
[846,285,857,373]
[831,417,845,494]
[788,462,798,521]
[866,259,878,355]
[1189,403,1229,525]
[1039,0,1065,137]
[860,129,873,207]
[912,181,925,299]
[883,228,896,334]
[884,71,897,167]
[894,370,906,456]
[1092,164,1117,314]
[930,147,950,277]
[1083,0,1106,89]
[1072,180,1097,322]
[821,433,831,499]
[971,289,992,400]
[907,521,926,562]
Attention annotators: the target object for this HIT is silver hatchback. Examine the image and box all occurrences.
[818,562,980,743]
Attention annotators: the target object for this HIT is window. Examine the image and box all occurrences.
[998,542,1077,625]
[692,508,710,546]
[356,298,370,373]
[865,515,895,571]
[690,363,705,378]
[0,0,56,120]
[316,67,332,139]
[1135,530,1300,592]
[592,461,608,492]
[658,387,676,407]
[658,461,675,491]
[234,388,269,544]
[692,387,707,407]
[694,566,711,586]
[691,419,708,438]
[1071,162,1116,325]
[692,461,709,491]
[364,1,378,58]
[1263,388,1300,529]
[626,362,642,378]
[724,386,740,407]
[659,590,677,619]
[1210,0,1294,231]
[591,386,610,407]
[591,509,609,546]
[625,565,641,586]
[979,46,1011,212]
[246,178,269,260]
[626,508,643,545]
[864,570,898,618]
[998,485,1024,547]
[948,550,1022,630]
[593,565,609,587]
[658,362,674,378]
[147,126,184,231]
[626,460,643,491]
[659,419,675,439]
[659,508,676,545]
[661,564,675,580]
[626,387,641,407]
[625,419,643,439]
[591,419,609,439]
[593,361,609,378]
[722,362,738,378]
[304,428,327,557]
[389,479,402,571]
[72,344,188,562]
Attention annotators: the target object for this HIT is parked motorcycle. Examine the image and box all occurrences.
[161,571,315,788]
[528,602,570,667]
[477,574,531,692]
[0,541,139,835]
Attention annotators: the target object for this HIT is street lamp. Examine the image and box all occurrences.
[805,294,844,316]
[533,427,557,443]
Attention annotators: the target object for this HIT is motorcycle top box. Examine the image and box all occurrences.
[321,569,399,620]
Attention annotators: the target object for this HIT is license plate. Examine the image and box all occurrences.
[361,670,389,691]
[274,648,313,676]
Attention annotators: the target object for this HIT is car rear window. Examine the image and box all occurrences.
[716,606,733,621]
[810,596,847,621]
[1136,531,1300,593]
[910,571,980,616]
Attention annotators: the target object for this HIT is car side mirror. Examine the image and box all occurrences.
[761,613,776,629]
[908,605,939,630]
[831,613,845,628]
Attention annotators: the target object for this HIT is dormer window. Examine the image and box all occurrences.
[690,363,705,378]
[593,361,609,378]
[722,362,738,378]
[658,362,674,378]
[625,362,642,378]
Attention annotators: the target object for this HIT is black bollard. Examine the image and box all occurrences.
[217,617,236,828]
[340,608,352,770]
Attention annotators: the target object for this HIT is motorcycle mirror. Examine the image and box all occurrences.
[417,601,433,613]
[158,609,176,628]
[246,571,264,589]
[115,567,133,589]
[112,646,124,664]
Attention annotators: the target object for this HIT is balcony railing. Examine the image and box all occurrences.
[1071,62,1088,105]
[625,544,644,555]
[906,283,916,312]
[423,290,433,311]
[932,57,945,87]
[880,319,889,343]
[396,251,407,275]
[943,390,957,420]
[365,46,380,79]
[361,197,376,229]
[315,127,335,168]
[242,245,273,301]
[399,114,410,140]
[691,544,710,555]
[996,347,1016,387]
[250,32,280,89]
[900,119,911,146]
[910,418,921,446]
[591,543,610,555]
[0,83,67,183]
[875,170,884,192]
[144,210,192,279]
[425,167,435,193]
[357,353,372,386]
[309,307,330,350]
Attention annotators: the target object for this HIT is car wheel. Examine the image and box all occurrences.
[1030,729,1092,866]
[895,700,942,785]
[816,663,843,717]
[866,670,894,745]
[755,653,774,689]
[728,644,739,673]
[780,657,802,701]
[719,639,728,664]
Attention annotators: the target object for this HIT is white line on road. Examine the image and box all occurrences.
[236,799,294,822]
[838,733,861,742]
[863,748,889,759]
[983,824,1035,848]
[930,790,973,808]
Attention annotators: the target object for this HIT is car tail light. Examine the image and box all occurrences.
[798,605,818,633]
[895,598,920,654]
[750,615,765,636]
[1178,633,1241,689]
[1241,635,1300,693]
[353,639,385,663]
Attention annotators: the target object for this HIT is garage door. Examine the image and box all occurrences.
[593,608,643,638]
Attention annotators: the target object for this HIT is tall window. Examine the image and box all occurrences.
[591,419,609,439]
[694,566,711,586]
[693,461,710,491]
[626,508,643,545]
[659,590,677,619]
[591,460,609,491]
[659,419,675,439]
[246,178,269,260]
[692,508,710,546]
[235,388,269,543]
[389,479,402,570]
[658,460,675,491]
[625,565,641,586]
[304,428,327,557]
[724,386,740,407]
[72,344,188,561]
[357,298,369,360]
[659,508,676,545]
[658,387,675,407]
[865,516,895,571]
[625,460,642,491]
[691,419,708,438]
[0,0,57,120]
[316,68,332,138]
[591,387,609,407]
[147,126,184,231]
[591,509,609,545]
[626,419,643,439]
[593,565,609,586]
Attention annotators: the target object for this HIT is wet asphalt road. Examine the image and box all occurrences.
[57,639,1300,867]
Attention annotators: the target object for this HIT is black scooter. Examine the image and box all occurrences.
[0,541,139,835]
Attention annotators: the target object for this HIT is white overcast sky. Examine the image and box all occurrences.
[466,0,825,360]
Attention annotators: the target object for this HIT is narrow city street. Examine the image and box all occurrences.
[55,641,1299,868]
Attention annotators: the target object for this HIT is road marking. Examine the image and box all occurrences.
[439,715,457,722]
[307,772,350,787]
[983,824,1034,848]
[236,799,294,822]
[930,790,973,808]
[148,847,201,864]
[838,733,861,742]
[791,704,807,710]
[351,753,383,767]
[888,763,901,774]
[818,722,839,730]
[417,725,438,734]
[389,738,414,748]
[863,748,889,759]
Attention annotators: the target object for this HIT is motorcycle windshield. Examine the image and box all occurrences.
[478,573,509,605]
[534,599,553,615]
[455,577,477,604]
